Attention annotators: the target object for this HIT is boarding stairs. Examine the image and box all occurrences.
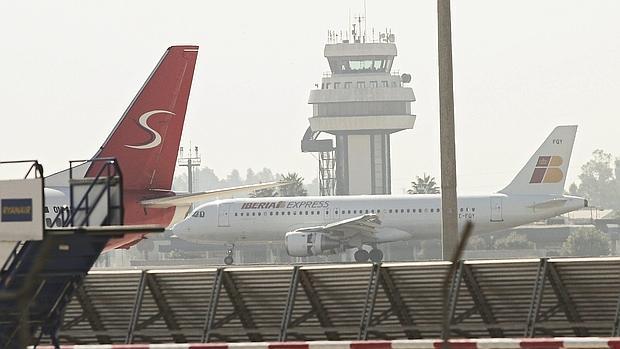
[0,159,161,348]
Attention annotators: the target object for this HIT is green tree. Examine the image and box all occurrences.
[279,173,308,197]
[560,227,610,257]
[493,232,535,250]
[570,149,620,209]
[407,174,440,194]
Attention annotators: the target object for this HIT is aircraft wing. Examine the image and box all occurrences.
[296,214,381,240]
[141,181,286,208]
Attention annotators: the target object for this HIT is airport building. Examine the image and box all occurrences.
[301,26,415,196]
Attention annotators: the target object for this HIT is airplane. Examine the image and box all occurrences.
[36,45,283,252]
[172,125,588,265]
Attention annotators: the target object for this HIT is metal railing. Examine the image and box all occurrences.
[68,158,123,227]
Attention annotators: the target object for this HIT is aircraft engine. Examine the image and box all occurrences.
[285,231,341,257]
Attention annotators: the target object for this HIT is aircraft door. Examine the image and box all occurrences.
[218,203,231,227]
[490,197,503,222]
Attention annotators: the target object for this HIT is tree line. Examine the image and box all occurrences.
[173,167,313,196]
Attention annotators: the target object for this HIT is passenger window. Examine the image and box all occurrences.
[344,82,352,88]
[365,210,369,214]
[389,209,392,213]
[370,81,378,88]
[430,209,434,213]
[382,81,389,87]
[472,208,476,212]
[357,81,366,88]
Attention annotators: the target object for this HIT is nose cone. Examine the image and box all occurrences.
[171,219,191,240]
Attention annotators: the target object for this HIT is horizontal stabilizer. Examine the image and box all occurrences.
[527,198,568,210]
[141,181,287,208]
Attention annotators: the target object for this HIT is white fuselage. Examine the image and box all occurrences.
[173,193,587,245]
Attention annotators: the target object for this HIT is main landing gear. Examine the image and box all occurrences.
[224,244,235,265]
[354,246,384,263]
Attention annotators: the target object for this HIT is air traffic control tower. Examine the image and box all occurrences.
[301,27,416,196]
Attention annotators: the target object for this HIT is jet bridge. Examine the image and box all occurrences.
[0,159,164,349]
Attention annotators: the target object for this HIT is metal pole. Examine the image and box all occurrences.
[188,158,193,193]
[437,0,459,260]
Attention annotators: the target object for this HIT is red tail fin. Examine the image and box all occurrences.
[88,46,198,190]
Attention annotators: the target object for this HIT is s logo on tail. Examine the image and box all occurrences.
[530,156,564,183]
[125,110,175,150]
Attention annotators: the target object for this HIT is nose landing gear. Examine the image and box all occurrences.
[224,244,235,265]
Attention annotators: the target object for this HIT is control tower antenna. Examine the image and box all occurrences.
[363,0,367,42]
[348,8,351,42]
[353,15,365,43]
[178,144,201,193]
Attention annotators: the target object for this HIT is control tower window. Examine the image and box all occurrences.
[331,57,392,74]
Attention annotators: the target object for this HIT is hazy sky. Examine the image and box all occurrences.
[1,0,619,194]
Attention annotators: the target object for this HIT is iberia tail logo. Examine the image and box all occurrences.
[530,156,564,183]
